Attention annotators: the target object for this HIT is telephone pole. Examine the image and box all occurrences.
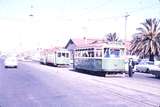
[124,13,130,56]
[124,13,130,41]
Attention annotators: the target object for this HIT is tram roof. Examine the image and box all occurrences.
[76,42,125,49]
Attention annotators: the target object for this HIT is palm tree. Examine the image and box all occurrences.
[104,32,120,42]
[130,18,160,61]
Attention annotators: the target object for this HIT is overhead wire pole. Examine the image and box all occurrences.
[124,13,133,77]
[124,13,130,56]
[124,13,130,42]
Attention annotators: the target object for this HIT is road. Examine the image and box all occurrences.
[0,59,160,107]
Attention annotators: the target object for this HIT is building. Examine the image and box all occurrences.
[65,37,103,59]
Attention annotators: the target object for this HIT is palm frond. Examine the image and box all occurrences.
[130,18,160,60]
[141,23,150,32]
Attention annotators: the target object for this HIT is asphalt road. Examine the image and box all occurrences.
[0,59,160,107]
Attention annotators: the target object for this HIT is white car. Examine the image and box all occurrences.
[134,60,155,73]
[4,57,18,68]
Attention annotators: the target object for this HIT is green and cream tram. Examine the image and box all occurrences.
[74,42,126,76]
[40,48,70,67]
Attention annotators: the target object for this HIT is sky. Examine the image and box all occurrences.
[0,0,160,52]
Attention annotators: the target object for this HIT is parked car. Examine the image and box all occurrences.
[4,57,18,68]
[134,60,155,73]
[149,61,160,78]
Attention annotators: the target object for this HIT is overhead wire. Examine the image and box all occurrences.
[63,0,113,22]
[76,0,160,22]
[78,0,113,17]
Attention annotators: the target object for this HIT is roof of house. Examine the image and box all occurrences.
[65,38,103,48]
[76,42,125,49]
[65,37,130,50]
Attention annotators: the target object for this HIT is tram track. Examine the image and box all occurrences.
[58,70,160,107]
[88,78,160,107]
[23,62,160,106]
[43,66,160,106]
[62,70,160,107]
[103,88,159,107]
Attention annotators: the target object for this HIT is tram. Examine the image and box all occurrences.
[40,48,70,67]
[73,42,126,75]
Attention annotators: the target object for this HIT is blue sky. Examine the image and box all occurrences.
[0,0,160,51]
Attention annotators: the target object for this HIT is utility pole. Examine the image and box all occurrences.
[124,13,130,42]
[124,13,133,77]
[29,5,34,17]
[124,13,130,56]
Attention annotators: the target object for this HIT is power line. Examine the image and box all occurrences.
[61,0,113,21]
[78,0,113,17]
[83,2,160,22]
[126,4,160,15]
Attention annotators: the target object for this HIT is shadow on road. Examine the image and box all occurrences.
[147,76,160,80]
[69,68,106,77]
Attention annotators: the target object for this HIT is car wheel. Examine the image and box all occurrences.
[146,69,149,73]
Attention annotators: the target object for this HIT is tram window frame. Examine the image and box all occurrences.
[74,51,77,57]
[62,53,65,57]
[77,51,81,57]
[82,50,88,57]
[104,48,110,58]
[120,48,125,56]
[87,48,94,57]
[95,49,102,57]
[66,53,69,58]
[88,51,94,57]
[74,50,83,58]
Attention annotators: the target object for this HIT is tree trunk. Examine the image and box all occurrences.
[149,53,154,62]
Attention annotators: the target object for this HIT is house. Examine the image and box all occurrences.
[65,37,103,59]
[65,37,103,50]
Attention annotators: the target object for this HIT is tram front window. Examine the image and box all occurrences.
[104,48,120,58]
[110,49,120,57]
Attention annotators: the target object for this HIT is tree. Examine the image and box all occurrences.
[130,18,160,61]
[104,32,119,42]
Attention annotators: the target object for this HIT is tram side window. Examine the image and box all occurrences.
[120,49,125,56]
[57,52,61,57]
[75,51,78,57]
[77,51,81,57]
[104,48,110,57]
[88,51,94,57]
[66,53,69,58]
[62,53,65,57]
[95,50,102,57]
[82,51,88,57]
